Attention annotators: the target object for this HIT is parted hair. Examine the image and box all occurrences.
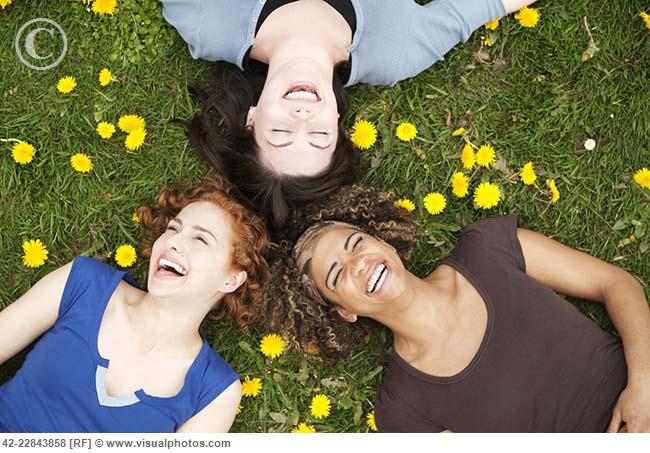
[263,184,418,359]
[137,173,270,327]
[181,62,362,234]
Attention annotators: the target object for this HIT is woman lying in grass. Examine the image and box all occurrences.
[0,175,269,433]
[159,0,539,231]
[264,185,650,432]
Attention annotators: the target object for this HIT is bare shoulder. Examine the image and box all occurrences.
[175,380,242,433]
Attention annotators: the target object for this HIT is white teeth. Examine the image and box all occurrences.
[285,91,318,101]
[159,258,187,276]
[366,264,386,293]
[374,267,388,292]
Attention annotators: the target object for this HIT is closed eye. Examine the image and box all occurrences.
[333,235,363,288]
[195,236,208,245]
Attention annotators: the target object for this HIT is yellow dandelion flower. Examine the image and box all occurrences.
[310,394,331,419]
[96,121,116,139]
[546,179,560,204]
[70,153,93,173]
[474,182,501,209]
[98,68,114,86]
[291,423,316,433]
[476,144,496,167]
[132,212,140,223]
[56,76,77,94]
[125,128,146,151]
[515,7,540,28]
[241,376,262,398]
[394,198,416,212]
[92,0,117,15]
[481,36,494,47]
[451,127,466,137]
[236,405,242,415]
[461,143,476,170]
[114,244,137,268]
[22,239,48,268]
[350,119,377,149]
[451,172,470,198]
[11,141,36,165]
[118,114,146,133]
[395,122,417,142]
[520,162,537,185]
[367,411,378,432]
[0,0,14,9]
[640,12,650,30]
[423,192,447,215]
[633,167,650,189]
[260,333,284,359]
[484,18,500,30]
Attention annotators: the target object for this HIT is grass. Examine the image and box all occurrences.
[1,0,648,433]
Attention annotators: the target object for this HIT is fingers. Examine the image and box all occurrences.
[607,409,623,433]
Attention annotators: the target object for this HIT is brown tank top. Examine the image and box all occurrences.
[374,215,627,432]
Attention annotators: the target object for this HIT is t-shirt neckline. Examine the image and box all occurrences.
[389,257,494,385]
[90,267,208,403]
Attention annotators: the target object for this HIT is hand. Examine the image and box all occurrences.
[607,382,650,433]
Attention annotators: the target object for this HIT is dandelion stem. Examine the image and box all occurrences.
[0,138,20,143]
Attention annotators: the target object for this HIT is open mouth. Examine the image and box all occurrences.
[366,262,389,294]
[283,83,320,102]
[157,257,187,277]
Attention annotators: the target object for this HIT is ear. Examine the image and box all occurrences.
[245,106,256,130]
[333,306,357,323]
[221,270,248,294]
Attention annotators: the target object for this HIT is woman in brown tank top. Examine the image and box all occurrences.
[263,185,650,432]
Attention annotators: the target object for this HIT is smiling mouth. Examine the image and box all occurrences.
[283,83,320,102]
[366,262,389,294]
[157,257,187,277]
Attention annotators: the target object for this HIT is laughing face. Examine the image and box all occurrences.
[147,201,246,306]
[300,223,408,320]
[247,58,339,177]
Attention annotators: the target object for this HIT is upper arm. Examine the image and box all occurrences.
[0,262,73,365]
[516,228,633,303]
[501,0,539,15]
[176,380,242,433]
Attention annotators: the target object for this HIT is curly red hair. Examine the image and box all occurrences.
[136,173,270,327]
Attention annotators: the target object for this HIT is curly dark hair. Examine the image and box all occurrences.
[136,173,270,327]
[181,62,362,234]
[262,184,419,359]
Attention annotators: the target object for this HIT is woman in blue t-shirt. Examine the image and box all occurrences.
[159,0,541,232]
[0,174,269,433]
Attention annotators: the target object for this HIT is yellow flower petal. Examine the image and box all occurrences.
[350,119,377,149]
[96,122,116,139]
[310,394,331,419]
[461,144,476,170]
[241,376,262,398]
[114,244,137,268]
[396,122,417,142]
[633,167,650,189]
[515,7,540,28]
[260,333,285,359]
[394,198,416,212]
[474,182,501,209]
[11,141,36,165]
[56,76,76,94]
[98,68,114,86]
[22,239,48,268]
[451,172,470,198]
[476,144,496,167]
[92,0,117,15]
[546,179,560,204]
[484,18,500,30]
[125,128,146,151]
[520,162,537,185]
[70,153,93,173]
[423,192,446,215]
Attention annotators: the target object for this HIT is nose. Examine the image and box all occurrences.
[291,106,313,119]
[349,254,368,277]
[166,233,184,255]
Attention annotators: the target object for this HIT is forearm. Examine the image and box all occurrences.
[603,271,650,385]
[501,0,539,15]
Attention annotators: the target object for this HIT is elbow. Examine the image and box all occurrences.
[601,267,645,303]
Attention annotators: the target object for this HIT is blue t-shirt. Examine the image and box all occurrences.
[0,256,239,433]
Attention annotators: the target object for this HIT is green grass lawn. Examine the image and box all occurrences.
[1,0,648,432]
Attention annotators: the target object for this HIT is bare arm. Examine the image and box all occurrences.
[517,228,650,432]
[0,262,73,366]
[176,380,242,433]
[501,0,539,15]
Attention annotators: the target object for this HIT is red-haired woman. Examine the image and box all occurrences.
[0,174,269,433]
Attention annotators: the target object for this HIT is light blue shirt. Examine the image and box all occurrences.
[159,0,506,86]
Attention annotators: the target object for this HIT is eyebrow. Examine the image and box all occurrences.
[171,217,217,241]
[266,140,331,150]
[325,231,357,289]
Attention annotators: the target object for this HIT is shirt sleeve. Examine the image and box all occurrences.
[195,349,240,414]
[374,385,444,433]
[461,215,526,272]
[423,0,506,60]
[58,256,116,320]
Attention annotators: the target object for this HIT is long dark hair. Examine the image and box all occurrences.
[183,62,361,235]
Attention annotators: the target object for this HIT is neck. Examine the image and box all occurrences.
[127,291,216,354]
[375,269,458,355]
